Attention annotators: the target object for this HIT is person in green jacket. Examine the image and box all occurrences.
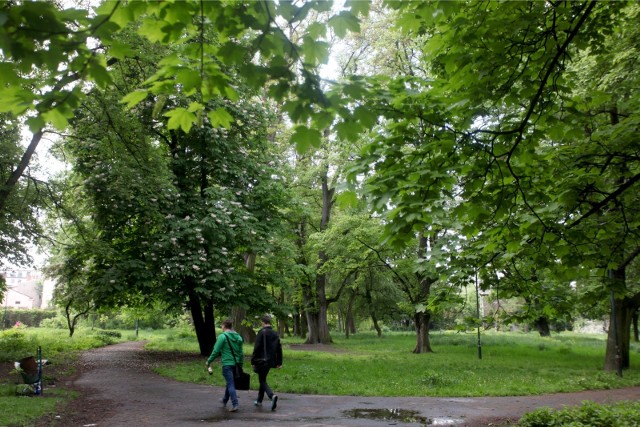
[205,319,244,412]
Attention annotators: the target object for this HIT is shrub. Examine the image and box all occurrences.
[39,316,67,329]
[93,330,122,345]
[1,309,58,328]
[518,400,640,426]
[0,329,36,362]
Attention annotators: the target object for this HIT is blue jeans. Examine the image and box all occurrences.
[221,365,238,407]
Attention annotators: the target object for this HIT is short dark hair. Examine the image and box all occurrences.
[222,319,233,329]
[261,315,272,325]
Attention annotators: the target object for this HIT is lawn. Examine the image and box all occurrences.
[151,330,640,397]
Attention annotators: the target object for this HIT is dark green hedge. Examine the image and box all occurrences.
[1,309,57,329]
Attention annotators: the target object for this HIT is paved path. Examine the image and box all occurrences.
[52,341,640,426]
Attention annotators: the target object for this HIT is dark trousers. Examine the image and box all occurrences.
[256,367,273,402]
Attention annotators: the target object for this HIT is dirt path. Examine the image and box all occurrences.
[36,341,640,427]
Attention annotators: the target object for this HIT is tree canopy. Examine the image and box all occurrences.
[1,0,639,369]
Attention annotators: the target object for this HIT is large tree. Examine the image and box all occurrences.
[335,1,640,367]
[48,26,287,354]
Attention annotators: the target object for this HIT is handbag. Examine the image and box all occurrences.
[252,330,269,372]
[223,334,251,390]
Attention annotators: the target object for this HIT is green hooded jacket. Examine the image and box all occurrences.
[207,330,244,367]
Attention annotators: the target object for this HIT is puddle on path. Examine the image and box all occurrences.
[345,408,428,424]
[344,408,461,426]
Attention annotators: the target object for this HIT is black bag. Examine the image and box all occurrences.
[224,335,251,390]
[252,358,269,372]
[233,364,251,390]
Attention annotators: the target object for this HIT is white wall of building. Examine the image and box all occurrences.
[2,288,35,309]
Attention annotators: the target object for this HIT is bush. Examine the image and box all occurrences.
[518,400,640,426]
[93,330,122,345]
[1,309,57,328]
[0,329,34,362]
[39,317,66,329]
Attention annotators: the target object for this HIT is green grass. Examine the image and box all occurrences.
[153,330,640,397]
[0,387,76,426]
[0,327,133,364]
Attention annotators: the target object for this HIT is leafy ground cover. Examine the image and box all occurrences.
[518,400,640,427]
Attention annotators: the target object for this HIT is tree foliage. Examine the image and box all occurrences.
[2,1,640,366]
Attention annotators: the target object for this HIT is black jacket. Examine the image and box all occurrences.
[251,326,282,368]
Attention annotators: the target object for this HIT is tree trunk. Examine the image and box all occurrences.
[370,311,381,338]
[188,288,216,356]
[413,235,434,353]
[348,316,357,335]
[305,310,321,344]
[302,259,332,344]
[231,306,256,344]
[365,288,381,337]
[413,311,433,353]
[633,309,639,342]
[534,316,551,337]
[345,291,357,338]
[229,253,258,344]
[604,268,630,372]
[303,167,335,345]
[604,296,632,372]
[292,310,304,338]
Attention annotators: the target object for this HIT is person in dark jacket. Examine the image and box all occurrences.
[205,319,244,412]
[251,315,283,411]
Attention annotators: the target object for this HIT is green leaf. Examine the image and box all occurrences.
[0,63,20,85]
[87,57,113,89]
[306,22,327,39]
[120,90,149,108]
[207,107,234,128]
[506,241,521,254]
[301,37,329,66]
[187,102,204,113]
[346,0,370,17]
[138,17,167,43]
[108,3,135,29]
[164,107,195,133]
[108,40,136,59]
[25,116,45,133]
[176,68,202,94]
[42,108,70,130]
[217,41,247,65]
[336,191,359,209]
[291,125,322,153]
[353,105,377,128]
[0,87,32,115]
[328,11,360,38]
[335,120,361,142]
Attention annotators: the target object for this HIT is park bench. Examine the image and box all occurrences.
[14,346,46,396]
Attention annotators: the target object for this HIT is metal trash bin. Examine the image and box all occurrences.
[15,346,45,395]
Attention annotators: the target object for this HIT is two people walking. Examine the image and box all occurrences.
[205,315,282,413]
